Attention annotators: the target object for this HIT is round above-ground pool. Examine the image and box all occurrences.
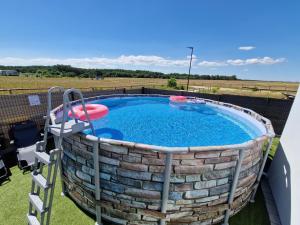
[54,94,274,225]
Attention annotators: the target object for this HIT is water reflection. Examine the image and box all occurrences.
[169,102,217,116]
[94,128,124,140]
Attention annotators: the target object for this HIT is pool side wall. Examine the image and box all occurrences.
[61,133,267,225]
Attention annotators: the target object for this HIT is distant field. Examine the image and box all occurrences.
[0,75,298,98]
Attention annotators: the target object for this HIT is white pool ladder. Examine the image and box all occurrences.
[27,87,94,225]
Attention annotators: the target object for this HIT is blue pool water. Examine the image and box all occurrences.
[84,96,264,147]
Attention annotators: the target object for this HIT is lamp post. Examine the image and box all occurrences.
[186,47,194,91]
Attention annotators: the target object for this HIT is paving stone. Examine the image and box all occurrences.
[137,209,166,219]
[166,204,181,211]
[123,154,142,163]
[112,175,143,188]
[217,178,229,186]
[101,180,125,193]
[209,184,230,195]
[100,143,128,154]
[202,169,233,180]
[184,189,209,199]
[221,149,239,156]
[82,165,95,175]
[101,193,120,204]
[101,214,127,225]
[100,163,117,175]
[214,161,236,170]
[142,157,165,165]
[111,152,123,160]
[181,159,204,166]
[172,153,195,160]
[118,168,152,180]
[143,181,163,191]
[120,161,148,171]
[175,199,194,205]
[131,201,147,209]
[143,216,159,222]
[152,174,185,183]
[117,194,134,200]
[125,187,161,199]
[99,156,120,166]
[170,175,186,183]
[149,165,165,173]
[100,172,111,180]
[195,152,220,158]
[167,211,193,220]
[75,170,91,183]
[195,196,219,203]
[175,165,213,174]
[204,157,232,164]
[195,180,217,189]
[169,192,183,201]
[179,216,201,223]
[186,175,201,182]
[174,183,194,192]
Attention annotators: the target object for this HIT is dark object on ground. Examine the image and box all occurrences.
[9,120,42,171]
[0,155,10,185]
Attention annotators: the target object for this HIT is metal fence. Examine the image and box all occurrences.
[0,87,294,146]
[0,88,142,142]
[143,88,294,135]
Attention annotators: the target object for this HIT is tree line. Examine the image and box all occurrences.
[0,65,238,80]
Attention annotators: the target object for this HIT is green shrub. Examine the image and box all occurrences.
[167,77,177,88]
[212,87,220,93]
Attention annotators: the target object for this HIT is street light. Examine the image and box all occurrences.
[186,46,194,91]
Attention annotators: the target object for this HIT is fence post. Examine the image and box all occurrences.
[123,88,126,94]
[141,87,145,94]
[250,137,274,202]
[222,148,246,225]
[93,140,102,225]
[160,153,173,225]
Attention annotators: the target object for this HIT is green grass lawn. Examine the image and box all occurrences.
[0,166,270,225]
[269,137,280,159]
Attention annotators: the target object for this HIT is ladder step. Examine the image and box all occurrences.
[31,173,49,189]
[27,214,40,225]
[34,152,51,165]
[49,120,90,137]
[29,194,46,213]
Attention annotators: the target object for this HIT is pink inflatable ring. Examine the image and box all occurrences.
[169,95,187,103]
[68,104,109,121]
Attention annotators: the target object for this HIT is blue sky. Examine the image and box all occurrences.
[0,0,299,81]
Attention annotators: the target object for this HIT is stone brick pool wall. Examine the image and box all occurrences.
[61,133,267,225]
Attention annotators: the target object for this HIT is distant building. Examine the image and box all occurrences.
[0,70,19,76]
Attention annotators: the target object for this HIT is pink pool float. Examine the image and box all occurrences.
[69,104,109,121]
[169,95,187,103]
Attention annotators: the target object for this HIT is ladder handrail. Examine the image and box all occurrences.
[43,86,65,146]
[60,88,95,142]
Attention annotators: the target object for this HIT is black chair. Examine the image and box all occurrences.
[0,155,9,184]
[10,120,42,171]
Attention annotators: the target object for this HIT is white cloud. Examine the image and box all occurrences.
[227,57,286,66]
[0,55,191,68]
[198,60,227,67]
[238,46,256,51]
[0,55,286,70]
[198,57,286,67]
